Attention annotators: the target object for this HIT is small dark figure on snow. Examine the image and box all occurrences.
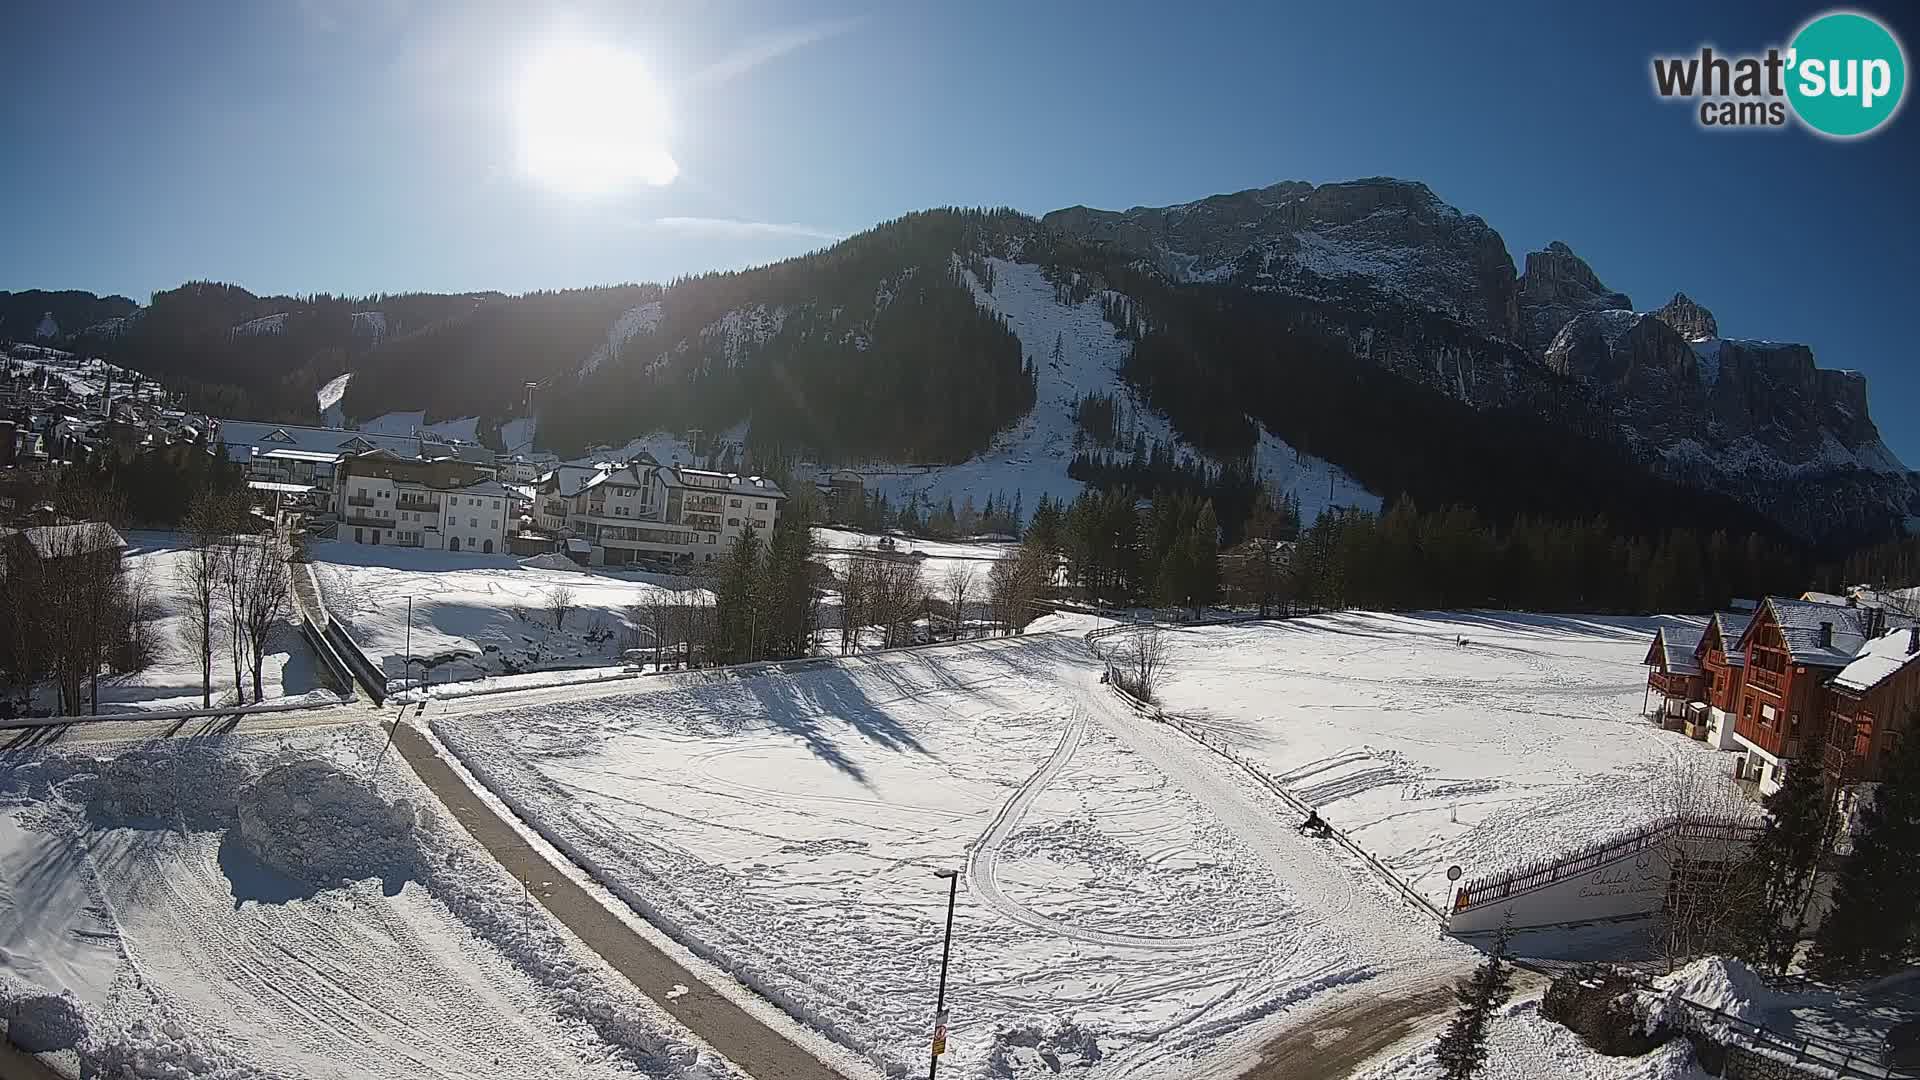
[1099,670,1110,684]
[1298,809,1328,837]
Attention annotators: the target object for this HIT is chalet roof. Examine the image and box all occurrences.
[1647,626,1704,675]
[1744,596,1918,668]
[17,522,125,560]
[1706,610,1755,667]
[538,464,616,497]
[1831,625,1920,695]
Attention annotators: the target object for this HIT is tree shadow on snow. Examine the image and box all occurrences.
[742,665,936,789]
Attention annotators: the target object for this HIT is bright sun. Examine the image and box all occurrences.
[515,40,678,195]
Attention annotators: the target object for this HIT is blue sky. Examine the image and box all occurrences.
[3,1,1917,463]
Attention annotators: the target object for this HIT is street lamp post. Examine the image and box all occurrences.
[929,868,958,1080]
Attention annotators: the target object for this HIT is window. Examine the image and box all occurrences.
[356,487,367,499]
[756,501,767,510]
[727,517,740,527]
[470,517,479,528]
[730,498,741,507]
[493,499,501,509]
[490,519,498,530]
[447,516,455,528]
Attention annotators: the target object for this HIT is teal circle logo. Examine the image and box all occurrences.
[1787,11,1907,137]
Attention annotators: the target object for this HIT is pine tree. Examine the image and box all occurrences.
[1727,762,1836,973]
[1814,729,1920,974]
[1434,923,1514,1079]
[713,526,764,663]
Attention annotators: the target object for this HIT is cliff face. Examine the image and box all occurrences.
[1043,177,1521,336]
[1543,296,1915,539]
[1516,242,1633,357]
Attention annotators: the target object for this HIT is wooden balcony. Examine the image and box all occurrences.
[1747,666,1785,695]
[1647,671,1700,697]
[1823,743,1867,778]
[346,495,376,508]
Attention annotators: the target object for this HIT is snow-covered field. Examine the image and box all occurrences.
[431,634,1470,1079]
[4,344,163,405]
[814,527,1014,602]
[310,540,700,683]
[29,532,321,715]
[1142,612,1752,902]
[0,724,733,1079]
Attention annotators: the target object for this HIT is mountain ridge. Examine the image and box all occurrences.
[7,179,1913,549]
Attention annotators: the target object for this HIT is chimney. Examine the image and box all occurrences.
[1818,622,1834,649]
[1867,605,1886,641]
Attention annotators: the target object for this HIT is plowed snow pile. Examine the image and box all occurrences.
[235,761,417,886]
[0,727,737,1080]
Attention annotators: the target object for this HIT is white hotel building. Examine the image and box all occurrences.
[532,455,784,567]
[334,449,512,553]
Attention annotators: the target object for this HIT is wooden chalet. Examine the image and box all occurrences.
[1825,623,1920,784]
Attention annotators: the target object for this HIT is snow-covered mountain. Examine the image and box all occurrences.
[1038,178,1915,544]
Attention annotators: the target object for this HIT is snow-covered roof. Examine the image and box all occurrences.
[217,419,440,462]
[1831,626,1920,695]
[15,522,125,560]
[1646,626,1704,675]
[538,464,616,497]
[448,479,513,499]
[1744,597,1918,668]
[1706,610,1755,666]
[655,466,786,499]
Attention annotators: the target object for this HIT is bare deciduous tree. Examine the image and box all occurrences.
[232,531,293,702]
[546,585,576,631]
[988,543,1052,635]
[944,566,978,641]
[177,492,227,708]
[1114,624,1171,702]
[1651,759,1763,972]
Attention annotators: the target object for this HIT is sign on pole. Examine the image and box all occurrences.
[931,1009,949,1056]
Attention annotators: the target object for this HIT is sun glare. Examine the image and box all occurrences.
[515,40,678,195]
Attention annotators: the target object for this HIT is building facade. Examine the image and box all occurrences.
[1647,595,1916,797]
[529,456,785,567]
[334,450,511,553]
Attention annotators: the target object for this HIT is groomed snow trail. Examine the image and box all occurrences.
[1069,671,1475,1080]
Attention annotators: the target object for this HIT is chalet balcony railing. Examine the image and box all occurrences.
[1823,743,1867,777]
[683,512,721,531]
[1648,671,1698,696]
[342,513,389,528]
[396,499,440,513]
[684,495,724,512]
[346,495,375,508]
[1748,666,1785,694]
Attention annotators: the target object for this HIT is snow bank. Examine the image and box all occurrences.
[520,552,583,572]
[1643,956,1780,1031]
[235,761,417,888]
[5,988,87,1051]
[988,1019,1104,1077]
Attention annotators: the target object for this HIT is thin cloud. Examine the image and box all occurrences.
[687,16,865,88]
[652,217,846,242]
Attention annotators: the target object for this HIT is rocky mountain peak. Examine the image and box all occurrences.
[1042,177,1519,338]
[1516,242,1632,356]
[1652,293,1718,341]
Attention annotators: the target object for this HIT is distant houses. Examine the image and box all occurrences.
[1644,592,1919,797]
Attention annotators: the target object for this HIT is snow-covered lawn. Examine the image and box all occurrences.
[29,532,322,715]
[431,634,1469,1079]
[0,724,732,1079]
[310,540,703,684]
[814,527,1014,602]
[1141,611,1751,903]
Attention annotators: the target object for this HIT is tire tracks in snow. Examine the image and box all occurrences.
[967,709,1284,953]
